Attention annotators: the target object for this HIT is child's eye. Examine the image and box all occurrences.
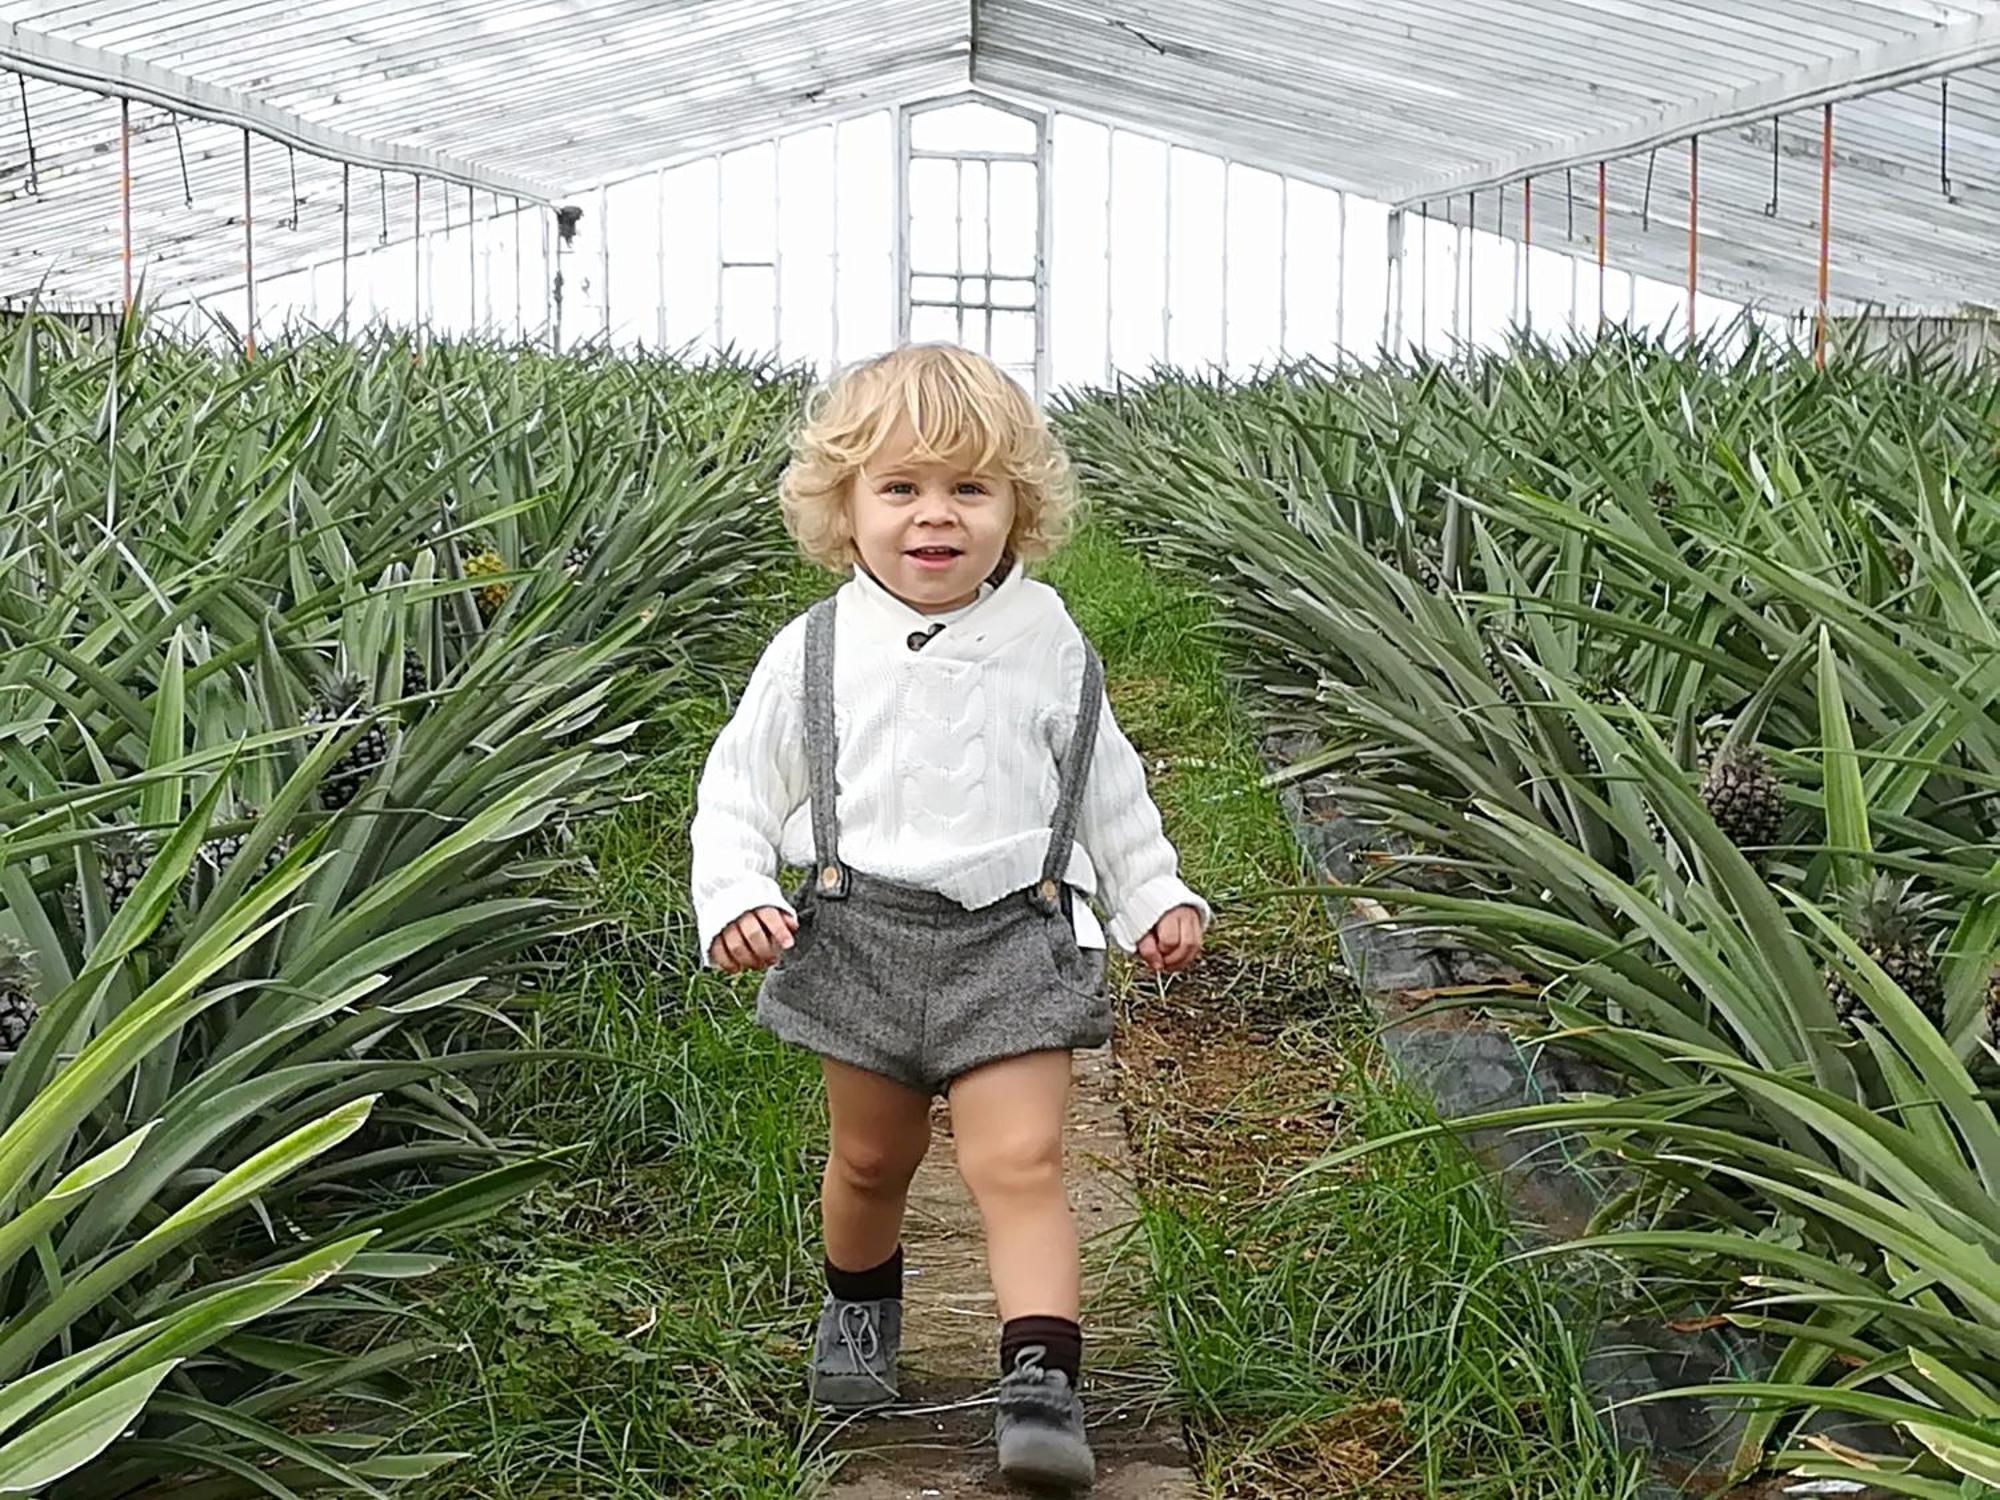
[956,482,989,496]
[883,481,916,495]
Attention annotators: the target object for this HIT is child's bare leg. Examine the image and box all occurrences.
[947,1049,1077,1320]
[820,1057,931,1273]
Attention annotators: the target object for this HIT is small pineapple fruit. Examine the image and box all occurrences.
[304,676,387,811]
[402,647,428,700]
[464,545,510,622]
[1985,964,1999,1045]
[1699,745,1786,863]
[194,809,289,886]
[0,936,37,1052]
[100,825,154,912]
[563,530,598,575]
[1480,626,1522,706]
[1826,875,1947,1032]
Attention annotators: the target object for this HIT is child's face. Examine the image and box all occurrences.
[849,427,1016,614]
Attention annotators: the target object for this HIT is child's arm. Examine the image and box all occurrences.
[689,622,809,968]
[1059,638,1212,954]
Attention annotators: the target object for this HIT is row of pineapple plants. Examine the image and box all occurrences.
[0,309,802,1494]
[1055,321,2000,1494]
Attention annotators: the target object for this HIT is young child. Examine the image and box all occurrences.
[689,342,1209,1489]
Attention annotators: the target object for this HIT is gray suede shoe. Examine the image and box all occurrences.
[808,1295,900,1408]
[994,1345,1095,1488]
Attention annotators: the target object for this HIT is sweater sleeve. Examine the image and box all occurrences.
[1058,636,1213,952]
[688,620,810,967]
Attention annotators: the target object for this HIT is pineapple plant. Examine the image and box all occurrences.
[99,825,154,912]
[193,809,291,888]
[1826,875,1948,1032]
[1698,744,1786,864]
[563,528,599,575]
[464,543,510,622]
[304,676,388,811]
[1480,625,1522,706]
[402,647,428,699]
[0,935,37,1052]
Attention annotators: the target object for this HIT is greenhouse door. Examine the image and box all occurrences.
[896,95,1050,401]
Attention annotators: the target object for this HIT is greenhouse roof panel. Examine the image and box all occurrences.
[1,1,1999,315]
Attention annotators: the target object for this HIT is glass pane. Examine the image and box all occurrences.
[909,157,958,273]
[959,161,989,274]
[662,158,719,351]
[1225,163,1282,371]
[965,308,990,352]
[1049,116,1108,390]
[991,310,1034,367]
[911,303,958,343]
[993,277,1035,308]
[834,111,893,364]
[990,161,1037,277]
[779,127,835,372]
[720,143,776,263]
[720,264,776,357]
[910,100,1038,155]
[961,275,989,306]
[913,274,957,303]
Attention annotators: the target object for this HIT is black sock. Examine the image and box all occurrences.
[825,1245,903,1302]
[1001,1315,1082,1385]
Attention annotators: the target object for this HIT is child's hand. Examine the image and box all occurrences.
[710,906,799,973]
[1136,905,1203,974]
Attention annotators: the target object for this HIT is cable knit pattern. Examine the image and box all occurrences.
[689,558,1213,967]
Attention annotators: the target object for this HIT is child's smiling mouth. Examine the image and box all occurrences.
[906,545,963,569]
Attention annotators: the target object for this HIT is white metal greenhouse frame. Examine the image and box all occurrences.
[2,1,1998,375]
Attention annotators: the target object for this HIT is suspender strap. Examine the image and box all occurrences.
[1031,639,1105,914]
[802,596,848,899]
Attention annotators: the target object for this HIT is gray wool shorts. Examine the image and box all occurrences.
[754,868,1111,1097]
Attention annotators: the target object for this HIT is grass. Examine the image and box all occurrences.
[397,520,1638,1497]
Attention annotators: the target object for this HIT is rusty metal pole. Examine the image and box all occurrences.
[1521,177,1532,333]
[1817,103,1833,368]
[119,99,132,313]
[340,163,351,340]
[242,129,256,359]
[1687,136,1699,342]
[1596,161,1607,331]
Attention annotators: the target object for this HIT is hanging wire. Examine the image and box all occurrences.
[286,146,299,229]
[17,77,38,195]
[1641,148,1658,231]
[378,169,389,245]
[1941,77,1955,202]
[1565,167,1575,239]
[171,113,192,205]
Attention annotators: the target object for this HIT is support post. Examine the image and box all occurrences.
[242,129,256,358]
[119,98,132,313]
[1596,162,1607,330]
[468,183,477,331]
[1687,136,1699,341]
[340,163,350,340]
[1385,209,1405,356]
[1817,102,1833,368]
[1521,177,1532,332]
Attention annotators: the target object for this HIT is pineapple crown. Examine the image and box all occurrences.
[1842,873,1944,947]
[315,674,368,714]
[0,934,34,984]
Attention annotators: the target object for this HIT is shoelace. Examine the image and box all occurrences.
[836,1301,897,1396]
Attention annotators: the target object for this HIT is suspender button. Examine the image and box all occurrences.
[1038,879,1058,903]
[821,865,841,890]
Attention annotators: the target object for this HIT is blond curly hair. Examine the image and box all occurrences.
[778,343,1078,572]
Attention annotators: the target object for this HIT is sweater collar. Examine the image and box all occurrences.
[844,554,1038,657]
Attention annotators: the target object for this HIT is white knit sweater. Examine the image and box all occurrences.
[689,556,1212,966]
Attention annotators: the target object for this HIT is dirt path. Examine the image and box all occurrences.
[813,1046,1199,1499]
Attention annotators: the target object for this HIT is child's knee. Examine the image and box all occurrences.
[829,1131,928,1195]
[955,1128,1063,1203]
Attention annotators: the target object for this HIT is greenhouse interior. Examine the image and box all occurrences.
[0,2,1998,1497]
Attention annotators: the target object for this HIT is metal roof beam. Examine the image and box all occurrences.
[1391,12,2000,207]
[0,22,559,204]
